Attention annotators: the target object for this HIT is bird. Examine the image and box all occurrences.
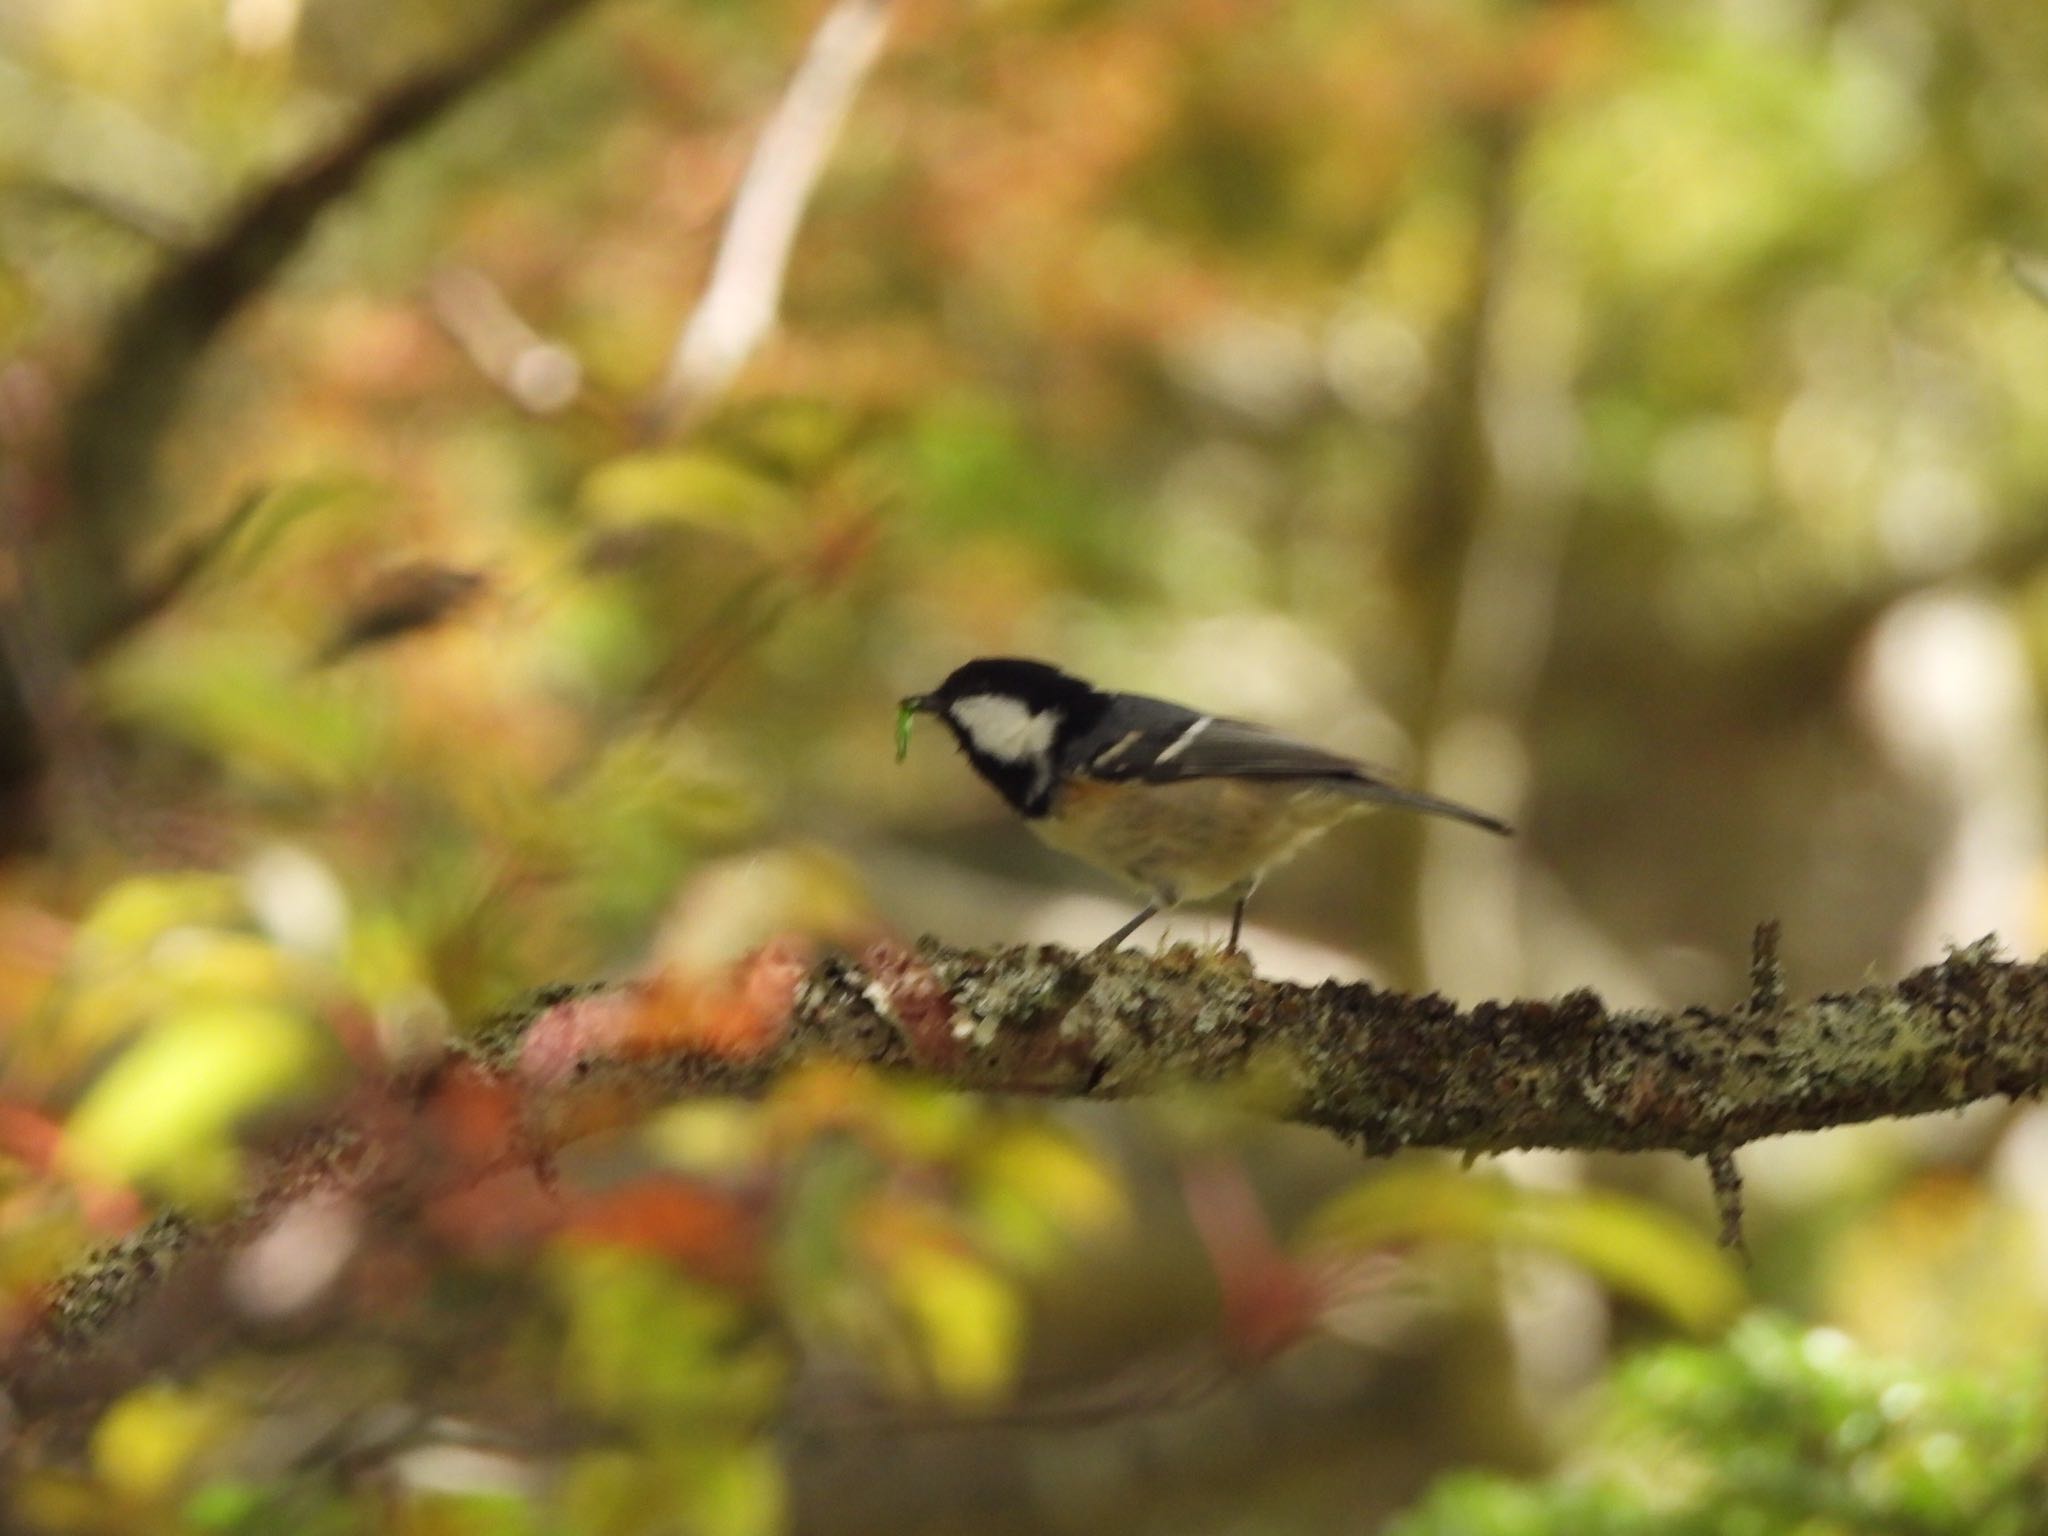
[896,657,1511,953]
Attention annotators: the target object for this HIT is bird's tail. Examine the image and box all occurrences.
[1347,778,1513,836]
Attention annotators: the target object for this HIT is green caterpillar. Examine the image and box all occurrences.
[895,700,917,763]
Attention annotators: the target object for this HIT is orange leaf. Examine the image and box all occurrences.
[0,1101,143,1231]
[629,938,808,1061]
[0,1101,62,1171]
[423,1165,560,1256]
[560,1177,760,1285]
[425,1061,523,1170]
[1183,1154,1324,1365]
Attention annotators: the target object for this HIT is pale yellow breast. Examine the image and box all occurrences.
[1031,777,1361,904]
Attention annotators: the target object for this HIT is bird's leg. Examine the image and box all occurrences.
[1225,879,1258,955]
[1094,903,1160,954]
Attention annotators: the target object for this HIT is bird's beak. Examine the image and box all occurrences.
[896,694,934,762]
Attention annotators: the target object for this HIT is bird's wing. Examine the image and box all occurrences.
[1069,700,1512,835]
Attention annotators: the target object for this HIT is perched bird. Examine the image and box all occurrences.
[897,657,1511,953]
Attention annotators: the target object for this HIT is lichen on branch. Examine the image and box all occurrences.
[495,929,2033,1163]
[8,930,2045,1427]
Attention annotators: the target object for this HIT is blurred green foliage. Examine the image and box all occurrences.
[1392,1314,2048,1536]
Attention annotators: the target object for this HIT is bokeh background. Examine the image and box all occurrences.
[6,0,2048,1530]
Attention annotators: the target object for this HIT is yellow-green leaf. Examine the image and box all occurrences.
[72,875,245,964]
[62,1002,337,1204]
[1306,1167,1743,1333]
[581,451,796,548]
[92,1384,238,1505]
[688,1437,786,1536]
[96,633,373,791]
[981,1127,1122,1235]
[63,930,300,1054]
[887,1241,1022,1404]
[969,1125,1124,1270]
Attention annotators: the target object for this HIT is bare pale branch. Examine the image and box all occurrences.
[652,0,895,429]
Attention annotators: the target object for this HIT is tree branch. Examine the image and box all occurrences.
[9,931,2046,1426]
[703,933,2043,1156]
[57,0,606,631]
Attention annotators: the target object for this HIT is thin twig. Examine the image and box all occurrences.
[1701,920,1787,1255]
[75,483,270,659]
[1747,919,1785,1018]
[1706,1149,1746,1258]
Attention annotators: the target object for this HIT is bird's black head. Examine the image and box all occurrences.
[901,657,1106,816]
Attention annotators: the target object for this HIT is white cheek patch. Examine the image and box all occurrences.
[948,694,1059,763]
